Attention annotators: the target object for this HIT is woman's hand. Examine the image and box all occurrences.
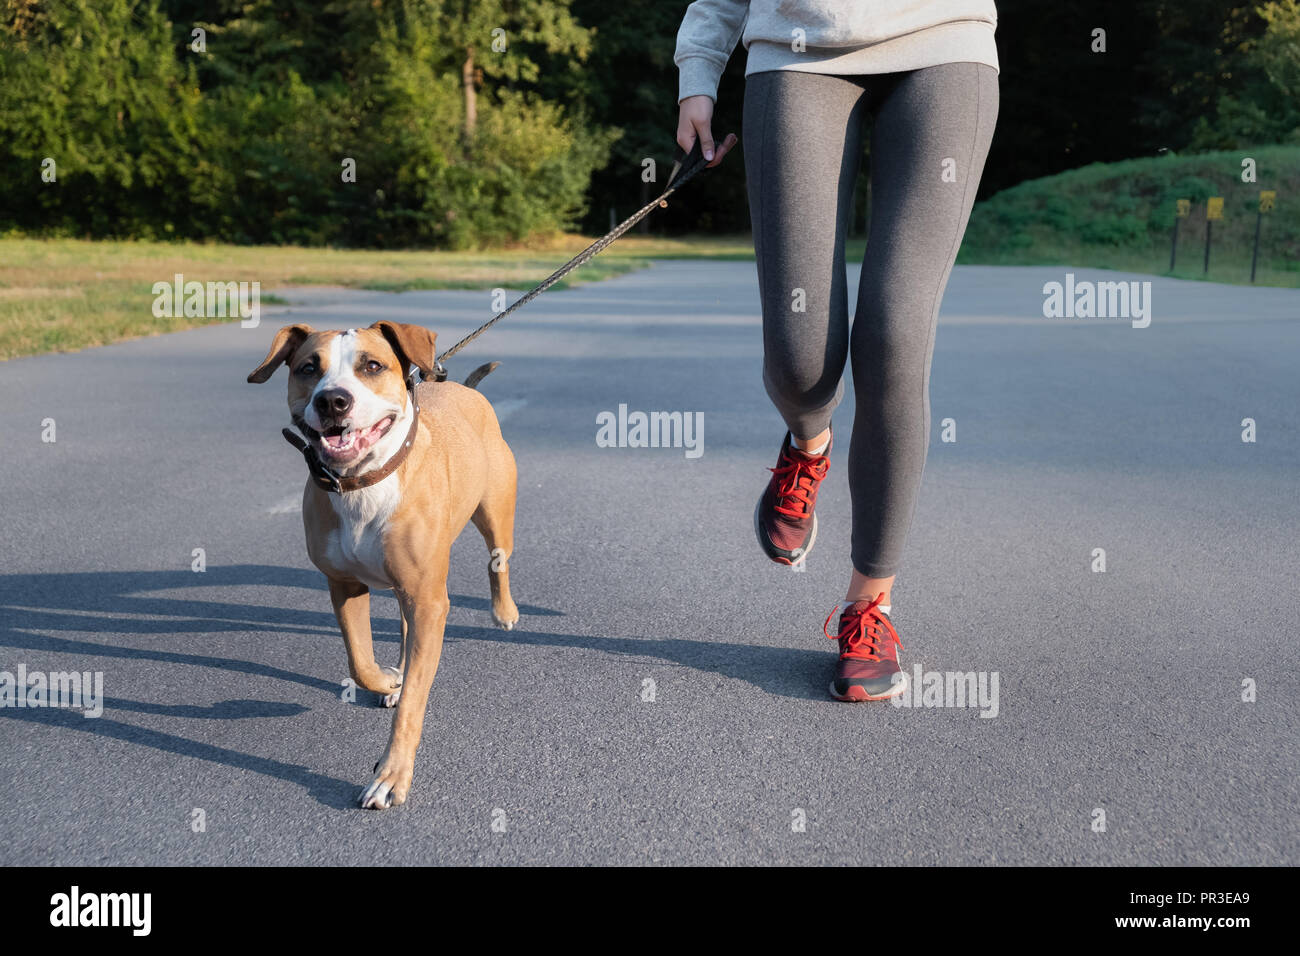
[677,95,738,168]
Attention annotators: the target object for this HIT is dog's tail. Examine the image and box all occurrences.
[462,362,500,390]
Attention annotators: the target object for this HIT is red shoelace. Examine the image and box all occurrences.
[823,593,902,661]
[769,447,829,518]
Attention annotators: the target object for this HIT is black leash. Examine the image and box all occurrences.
[431,140,713,378]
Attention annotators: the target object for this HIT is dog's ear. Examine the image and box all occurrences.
[247,324,314,383]
[373,321,438,378]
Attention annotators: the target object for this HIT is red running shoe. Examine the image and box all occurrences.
[824,594,906,702]
[754,431,830,565]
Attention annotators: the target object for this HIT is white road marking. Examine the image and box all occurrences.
[268,494,300,514]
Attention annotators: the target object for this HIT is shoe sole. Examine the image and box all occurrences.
[753,496,817,566]
[829,673,909,703]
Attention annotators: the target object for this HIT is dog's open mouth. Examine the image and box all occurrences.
[317,416,395,463]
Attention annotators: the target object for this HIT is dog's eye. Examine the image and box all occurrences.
[364,360,384,373]
[296,361,317,376]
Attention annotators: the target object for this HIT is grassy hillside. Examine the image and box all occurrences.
[959,145,1300,287]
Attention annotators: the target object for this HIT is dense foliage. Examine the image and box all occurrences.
[2,0,1298,245]
[0,0,615,246]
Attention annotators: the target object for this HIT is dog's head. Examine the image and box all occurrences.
[247,321,437,470]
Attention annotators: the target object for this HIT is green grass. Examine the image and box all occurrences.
[3,149,1296,360]
[355,258,637,293]
[958,144,1300,288]
[0,234,776,359]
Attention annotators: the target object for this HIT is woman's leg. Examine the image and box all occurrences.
[742,70,870,442]
[847,62,999,597]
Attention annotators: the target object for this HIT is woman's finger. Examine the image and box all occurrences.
[693,118,717,162]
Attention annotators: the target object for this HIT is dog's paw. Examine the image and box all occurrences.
[359,759,413,810]
[379,666,402,707]
[492,600,519,631]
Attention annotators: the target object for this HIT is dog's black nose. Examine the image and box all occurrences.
[314,388,353,419]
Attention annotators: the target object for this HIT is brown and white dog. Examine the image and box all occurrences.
[248,320,518,809]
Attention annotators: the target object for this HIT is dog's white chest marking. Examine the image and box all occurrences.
[325,478,401,590]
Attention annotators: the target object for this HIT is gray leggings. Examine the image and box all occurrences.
[743,62,999,578]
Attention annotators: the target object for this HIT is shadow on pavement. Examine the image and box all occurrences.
[0,562,826,813]
[1,705,359,810]
[445,621,832,702]
[0,563,564,694]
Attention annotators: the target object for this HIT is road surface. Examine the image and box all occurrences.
[1,261,1296,864]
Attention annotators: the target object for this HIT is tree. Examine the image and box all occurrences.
[1189,0,1300,148]
[0,0,202,236]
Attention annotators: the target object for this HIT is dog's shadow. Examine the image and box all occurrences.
[0,564,828,809]
[441,622,830,702]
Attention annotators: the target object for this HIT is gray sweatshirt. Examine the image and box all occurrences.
[675,0,998,101]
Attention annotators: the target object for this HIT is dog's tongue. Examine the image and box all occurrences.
[320,432,359,453]
[320,418,392,458]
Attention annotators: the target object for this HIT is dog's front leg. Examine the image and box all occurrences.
[328,577,402,698]
[359,578,449,810]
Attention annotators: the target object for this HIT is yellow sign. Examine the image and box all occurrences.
[1260,190,1276,213]
[1175,199,1190,219]
[1207,197,1224,221]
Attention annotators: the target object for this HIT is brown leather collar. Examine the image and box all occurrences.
[282,388,421,494]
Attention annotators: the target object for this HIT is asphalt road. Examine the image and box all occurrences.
[1,261,1296,865]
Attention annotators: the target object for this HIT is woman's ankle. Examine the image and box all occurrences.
[845,570,894,607]
[792,428,831,455]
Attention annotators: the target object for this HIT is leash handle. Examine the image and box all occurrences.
[666,138,707,190]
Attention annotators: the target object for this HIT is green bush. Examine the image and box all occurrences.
[0,0,615,249]
[0,0,202,238]
[1078,215,1148,246]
